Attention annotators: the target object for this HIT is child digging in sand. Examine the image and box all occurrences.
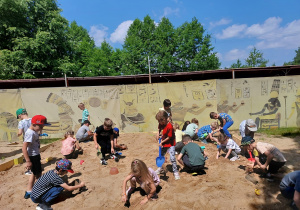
[210,112,234,138]
[216,132,241,161]
[61,131,83,159]
[177,135,207,175]
[30,159,85,210]
[122,159,160,206]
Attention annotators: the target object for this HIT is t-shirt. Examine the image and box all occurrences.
[220,138,241,153]
[159,107,172,117]
[113,132,119,139]
[239,120,254,138]
[132,167,160,186]
[279,170,300,191]
[180,142,205,166]
[24,128,40,156]
[218,113,233,126]
[197,125,212,138]
[95,125,114,144]
[160,122,175,148]
[31,170,64,199]
[61,137,76,155]
[81,108,89,123]
[18,118,32,137]
[185,123,198,137]
[175,129,184,143]
[256,142,286,162]
[76,125,90,140]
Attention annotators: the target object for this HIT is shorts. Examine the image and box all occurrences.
[29,154,42,175]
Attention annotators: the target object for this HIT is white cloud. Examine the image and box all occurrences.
[110,20,133,44]
[216,17,300,49]
[224,49,248,61]
[216,24,247,39]
[161,7,180,19]
[209,18,231,29]
[89,25,109,46]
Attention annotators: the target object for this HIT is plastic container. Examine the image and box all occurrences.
[45,157,53,163]
[109,167,119,175]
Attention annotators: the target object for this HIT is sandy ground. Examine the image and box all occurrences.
[0,131,299,210]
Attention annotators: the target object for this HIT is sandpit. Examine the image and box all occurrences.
[0,131,299,210]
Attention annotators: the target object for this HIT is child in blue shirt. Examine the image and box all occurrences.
[210,112,233,138]
[197,122,219,144]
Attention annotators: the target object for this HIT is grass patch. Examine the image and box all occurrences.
[40,138,61,144]
[257,127,300,137]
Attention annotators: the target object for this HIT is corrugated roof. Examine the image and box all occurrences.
[1,65,299,89]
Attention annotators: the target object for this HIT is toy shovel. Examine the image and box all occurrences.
[97,146,101,156]
[156,138,165,167]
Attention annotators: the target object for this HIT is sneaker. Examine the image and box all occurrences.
[100,159,108,165]
[110,154,117,159]
[24,191,31,199]
[174,172,180,180]
[25,170,32,175]
[267,177,275,182]
[36,203,53,210]
[230,156,240,161]
[155,167,161,175]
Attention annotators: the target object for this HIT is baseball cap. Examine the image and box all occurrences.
[246,119,257,132]
[83,120,91,125]
[31,115,51,126]
[56,159,74,173]
[16,108,27,119]
[113,127,119,132]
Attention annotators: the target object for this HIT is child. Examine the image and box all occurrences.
[75,120,93,142]
[22,115,51,199]
[113,127,127,151]
[216,132,241,161]
[93,118,116,165]
[159,99,172,122]
[61,131,83,159]
[197,122,219,144]
[122,159,160,205]
[174,123,185,154]
[242,139,286,181]
[16,108,32,140]
[279,170,300,209]
[177,135,207,174]
[182,121,190,131]
[184,118,199,140]
[210,112,234,138]
[155,110,180,180]
[30,159,85,210]
[78,103,90,125]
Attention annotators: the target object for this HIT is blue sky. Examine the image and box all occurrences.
[57,0,300,69]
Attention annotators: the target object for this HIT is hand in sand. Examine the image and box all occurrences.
[121,195,127,202]
[140,197,148,205]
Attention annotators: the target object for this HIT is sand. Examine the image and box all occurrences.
[0,131,299,210]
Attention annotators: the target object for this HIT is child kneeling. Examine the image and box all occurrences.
[216,132,241,161]
[61,131,83,159]
[177,135,207,174]
[30,159,85,210]
[122,159,160,206]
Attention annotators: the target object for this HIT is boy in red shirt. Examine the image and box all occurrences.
[155,110,180,180]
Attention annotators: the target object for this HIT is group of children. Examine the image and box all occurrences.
[17,98,298,209]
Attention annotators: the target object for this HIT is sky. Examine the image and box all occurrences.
[57,0,300,69]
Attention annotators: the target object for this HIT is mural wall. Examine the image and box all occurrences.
[0,75,299,141]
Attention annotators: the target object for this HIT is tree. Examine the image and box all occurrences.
[245,47,268,67]
[230,59,245,69]
[285,47,300,65]
[174,17,220,72]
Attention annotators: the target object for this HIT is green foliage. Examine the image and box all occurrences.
[285,47,300,65]
[230,59,245,69]
[257,127,300,138]
[245,47,268,67]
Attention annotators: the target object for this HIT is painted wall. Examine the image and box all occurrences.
[0,75,299,141]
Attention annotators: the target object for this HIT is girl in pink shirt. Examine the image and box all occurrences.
[61,131,82,159]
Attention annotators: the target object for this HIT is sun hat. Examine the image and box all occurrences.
[31,115,51,126]
[16,108,27,119]
[56,159,74,173]
[241,138,255,146]
[246,119,257,132]
[113,127,119,132]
